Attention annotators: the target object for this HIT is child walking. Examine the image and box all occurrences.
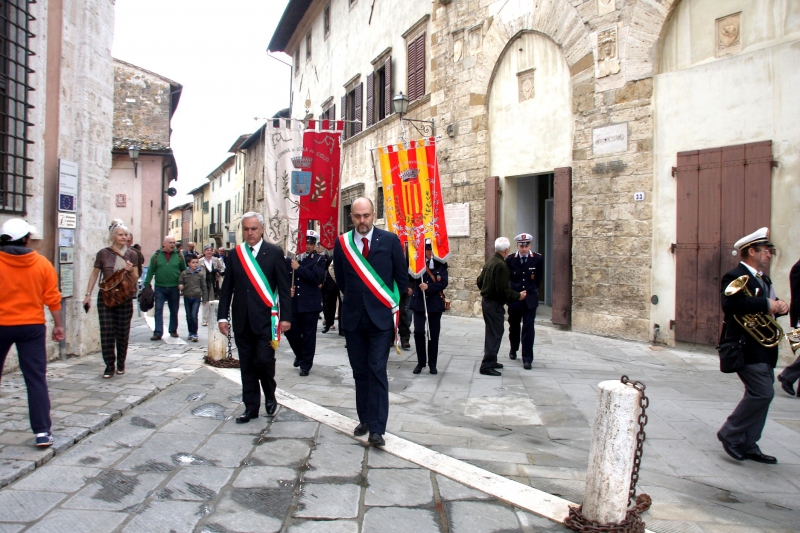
[178,256,207,342]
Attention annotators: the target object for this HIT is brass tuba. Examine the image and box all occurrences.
[724,275,784,348]
[785,328,800,356]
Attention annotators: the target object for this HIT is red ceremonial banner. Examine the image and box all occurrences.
[296,130,341,253]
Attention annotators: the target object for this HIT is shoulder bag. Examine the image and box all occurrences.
[717,321,745,374]
[99,248,138,308]
[425,265,451,311]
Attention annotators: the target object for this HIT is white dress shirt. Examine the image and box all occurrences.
[355,228,374,254]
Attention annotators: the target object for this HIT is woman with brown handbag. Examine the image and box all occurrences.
[83,220,139,378]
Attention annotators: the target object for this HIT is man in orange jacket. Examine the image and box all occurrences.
[0,218,64,447]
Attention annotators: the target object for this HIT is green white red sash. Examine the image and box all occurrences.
[339,231,401,341]
[236,242,280,342]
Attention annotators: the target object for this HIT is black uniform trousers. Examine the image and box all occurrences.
[235,315,277,415]
[398,292,411,342]
[322,287,340,330]
[480,298,505,371]
[718,363,774,453]
[344,311,394,435]
[413,310,442,369]
[508,306,537,364]
[286,311,318,371]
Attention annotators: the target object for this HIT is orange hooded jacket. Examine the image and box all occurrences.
[0,248,62,326]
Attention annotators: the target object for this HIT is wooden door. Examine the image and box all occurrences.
[485,176,500,261]
[552,167,572,325]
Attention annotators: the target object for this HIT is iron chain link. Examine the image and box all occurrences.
[565,376,651,533]
[203,307,240,368]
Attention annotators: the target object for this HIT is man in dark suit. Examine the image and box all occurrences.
[333,197,407,446]
[286,230,327,377]
[777,256,800,397]
[506,233,543,370]
[718,227,788,463]
[218,212,291,423]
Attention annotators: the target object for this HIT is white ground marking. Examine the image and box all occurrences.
[464,397,543,425]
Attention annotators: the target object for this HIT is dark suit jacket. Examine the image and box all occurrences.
[333,227,408,331]
[790,258,800,328]
[286,252,327,314]
[721,262,783,367]
[506,252,543,312]
[217,241,291,336]
[409,260,448,313]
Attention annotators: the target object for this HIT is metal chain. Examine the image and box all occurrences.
[203,306,240,369]
[620,375,648,506]
[565,376,651,533]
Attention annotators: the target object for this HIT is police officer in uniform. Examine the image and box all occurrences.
[506,233,543,370]
[285,230,327,376]
[409,239,448,375]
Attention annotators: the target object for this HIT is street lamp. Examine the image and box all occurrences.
[128,145,140,179]
[392,92,434,138]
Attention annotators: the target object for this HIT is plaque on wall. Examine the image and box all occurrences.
[592,123,628,156]
[444,202,470,237]
[116,194,126,207]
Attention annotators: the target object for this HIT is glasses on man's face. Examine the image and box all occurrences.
[754,247,777,256]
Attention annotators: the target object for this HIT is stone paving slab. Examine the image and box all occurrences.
[0,366,571,532]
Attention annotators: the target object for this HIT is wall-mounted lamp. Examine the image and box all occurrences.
[392,92,435,138]
[128,145,141,178]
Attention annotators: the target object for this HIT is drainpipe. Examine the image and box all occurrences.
[162,158,174,239]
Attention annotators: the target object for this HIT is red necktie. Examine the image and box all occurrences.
[362,237,369,259]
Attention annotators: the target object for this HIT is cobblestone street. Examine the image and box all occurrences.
[0,311,798,532]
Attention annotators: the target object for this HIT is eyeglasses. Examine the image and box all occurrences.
[753,247,777,255]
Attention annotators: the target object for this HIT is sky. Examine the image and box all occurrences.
[112,0,292,208]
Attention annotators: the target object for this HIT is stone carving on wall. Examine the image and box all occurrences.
[597,0,615,16]
[517,68,535,102]
[596,27,621,78]
[453,30,464,62]
[468,24,482,54]
[716,12,741,57]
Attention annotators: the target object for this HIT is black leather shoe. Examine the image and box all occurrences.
[777,375,796,397]
[523,363,532,370]
[265,400,278,416]
[322,325,330,333]
[509,351,517,360]
[717,433,745,461]
[744,451,777,464]
[480,368,502,376]
[401,341,411,350]
[293,358,300,368]
[236,412,258,424]
[493,363,504,369]
[299,369,309,376]
[430,368,438,375]
[354,423,368,436]
[150,334,162,341]
[169,331,179,338]
[412,364,423,374]
[368,433,386,446]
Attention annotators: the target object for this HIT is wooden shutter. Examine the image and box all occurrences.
[674,141,773,344]
[341,95,347,139]
[366,72,375,127]
[484,177,500,261]
[330,104,335,121]
[552,167,572,325]
[407,39,417,101]
[384,55,392,116]
[354,82,363,134]
[414,34,425,101]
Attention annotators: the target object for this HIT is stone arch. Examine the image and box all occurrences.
[626,0,679,80]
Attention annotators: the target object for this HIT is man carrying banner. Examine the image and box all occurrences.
[334,197,407,446]
[218,212,291,423]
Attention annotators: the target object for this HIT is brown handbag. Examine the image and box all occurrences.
[99,248,137,308]
[425,264,451,311]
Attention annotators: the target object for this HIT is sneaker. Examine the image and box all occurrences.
[192,336,199,343]
[35,432,53,447]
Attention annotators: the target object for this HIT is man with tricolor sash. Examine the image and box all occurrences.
[218,212,292,424]
[333,197,407,447]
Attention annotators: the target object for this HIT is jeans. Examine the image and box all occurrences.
[0,325,51,434]
[184,297,201,336]
[154,286,180,337]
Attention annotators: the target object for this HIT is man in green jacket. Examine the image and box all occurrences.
[143,236,186,340]
[476,237,526,376]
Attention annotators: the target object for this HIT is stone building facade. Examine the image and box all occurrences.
[272,0,799,351]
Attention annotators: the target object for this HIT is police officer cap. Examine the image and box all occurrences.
[733,227,773,256]
[515,233,532,244]
[0,218,37,241]
[306,230,319,242]
[425,238,432,249]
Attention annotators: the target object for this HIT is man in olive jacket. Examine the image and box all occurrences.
[476,237,526,376]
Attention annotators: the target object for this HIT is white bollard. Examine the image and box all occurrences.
[207,301,227,361]
[582,380,642,524]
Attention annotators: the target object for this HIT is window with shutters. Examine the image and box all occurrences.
[0,0,34,214]
[376,186,384,219]
[323,4,331,39]
[406,32,425,102]
[367,52,392,128]
[225,200,231,224]
[305,31,312,62]
[673,141,774,345]
[294,48,300,76]
[341,78,363,140]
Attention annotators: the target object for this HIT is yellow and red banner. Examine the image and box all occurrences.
[378,137,450,276]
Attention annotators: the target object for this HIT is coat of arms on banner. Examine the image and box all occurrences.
[291,171,312,196]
